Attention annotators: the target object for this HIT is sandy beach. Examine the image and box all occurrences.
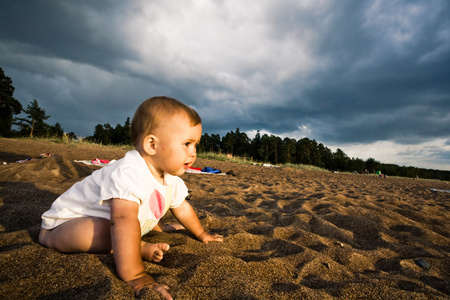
[0,138,449,299]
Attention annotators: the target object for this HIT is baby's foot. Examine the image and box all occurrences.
[162,223,185,232]
[153,221,185,232]
[141,242,170,263]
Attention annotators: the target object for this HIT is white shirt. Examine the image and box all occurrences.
[41,150,188,236]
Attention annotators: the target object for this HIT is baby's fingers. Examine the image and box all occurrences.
[153,284,172,300]
[203,233,223,244]
[213,233,223,242]
[136,283,172,300]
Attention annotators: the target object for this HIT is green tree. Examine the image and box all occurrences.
[121,117,131,145]
[92,124,106,144]
[92,123,112,144]
[365,157,380,173]
[333,148,350,171]
[234,128,250,157]
[296,138,314,165]
[250,130,262,160]
[222,131,236,155]
[15,99,50,137]
[268,135,282,164]
[260,134,271,162]
[349,157,366,173]
[309,139,321,167]
[67,132,77,140]
[198,133,209,153]
[281,137,296,164]
[48,122,64,138]
[90,118,131,145]
[0,67,23,136]
[199,133,221,153]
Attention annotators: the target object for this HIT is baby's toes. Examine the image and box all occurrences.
[153,250,164,262]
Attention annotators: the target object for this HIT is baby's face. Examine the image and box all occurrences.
[152,113,202,176]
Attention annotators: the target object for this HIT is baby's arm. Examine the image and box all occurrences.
[170,200,223,244]
[110,198,172,299]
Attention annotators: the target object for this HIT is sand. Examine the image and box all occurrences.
[0,137,449,299]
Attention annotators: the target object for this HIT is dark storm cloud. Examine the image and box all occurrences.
[245,0,450,145]
[0,2,134,71]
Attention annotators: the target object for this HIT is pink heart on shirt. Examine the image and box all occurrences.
[148,190,165,219]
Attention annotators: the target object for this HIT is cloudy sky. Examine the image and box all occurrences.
[1,0,449,170]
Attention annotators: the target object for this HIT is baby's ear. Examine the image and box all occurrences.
[142,135,157,155]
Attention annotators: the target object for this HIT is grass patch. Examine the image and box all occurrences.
[198,152,254,164]
[282,163,328,172]
[10,136,133,151]
[198,152,327,171]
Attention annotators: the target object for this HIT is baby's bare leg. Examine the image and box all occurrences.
[40,218,170,262]
[39,217,112,253]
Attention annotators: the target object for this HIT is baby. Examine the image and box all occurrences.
[39,96,223,299]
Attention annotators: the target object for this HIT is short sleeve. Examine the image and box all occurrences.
[170,176,189,208]
[98,166,146,206]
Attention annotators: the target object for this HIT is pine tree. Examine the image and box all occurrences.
[15,99,50,137]
[0,67,23,136]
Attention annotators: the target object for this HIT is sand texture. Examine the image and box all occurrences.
[1,138,449,299]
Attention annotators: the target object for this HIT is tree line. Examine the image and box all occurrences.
[198,128,450,180]
[2,67,449,180]
[1,68,73,139]
[89,119,450,181]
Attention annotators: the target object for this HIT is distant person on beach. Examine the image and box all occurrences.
[39,96,223,300]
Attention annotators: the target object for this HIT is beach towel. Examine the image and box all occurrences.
[186,167,202,173]
[185,167,228,175]
[430,188,450,193]
[75,159,117,167]
[202,167,221,174]
[16,158,32,163]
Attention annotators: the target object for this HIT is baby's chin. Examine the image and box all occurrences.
[171,168,188,177]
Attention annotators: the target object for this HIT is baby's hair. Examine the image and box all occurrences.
[131,96,201,148]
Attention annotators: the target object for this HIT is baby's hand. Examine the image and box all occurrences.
[196,231,223,244]
[126,273,172,300]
